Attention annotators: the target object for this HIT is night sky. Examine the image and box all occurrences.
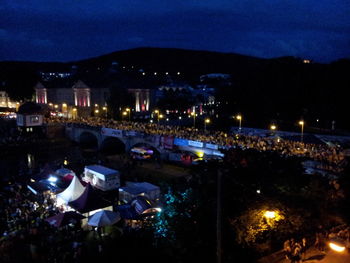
[1,0,349,63]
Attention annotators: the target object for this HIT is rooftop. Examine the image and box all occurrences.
[85,165,119,175]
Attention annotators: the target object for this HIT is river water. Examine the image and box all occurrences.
[0,136,108,183]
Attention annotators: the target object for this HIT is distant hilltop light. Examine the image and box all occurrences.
[303,59,311,64]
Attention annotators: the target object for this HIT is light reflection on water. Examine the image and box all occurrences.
[0,139,106,182]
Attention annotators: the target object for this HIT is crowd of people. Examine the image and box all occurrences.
[282,224,350,263]
[283,237,307,263]
[48,117,348,173]
[0,180,128,263]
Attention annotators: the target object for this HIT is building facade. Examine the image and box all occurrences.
[34,80,110,117]
[128,89,151,112]
[0,91,17,108]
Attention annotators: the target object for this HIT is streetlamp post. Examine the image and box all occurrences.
[204,118,210,131]
[102,106,107,118]
[191,111,196,128]
[299,120,304,142]
[62,103,67,118]
[126,108,131,121]
[154,109,159,124]
[270,124,277,136]
[236,115,242,131]
[72,108,77,119]
[159,114,163,124]
[122,111,127,120]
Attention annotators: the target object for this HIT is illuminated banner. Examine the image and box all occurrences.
[213,150,224,157]
[174,138,188,146]
[188,140,203,148]
[101,128,123,138]
[205,143,218,150]
[124,130,137,137]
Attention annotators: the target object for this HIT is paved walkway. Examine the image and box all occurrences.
[259,247,350,263]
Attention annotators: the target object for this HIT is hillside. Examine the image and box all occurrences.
[1,47,350,129]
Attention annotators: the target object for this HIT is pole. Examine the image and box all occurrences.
[217,169,222,263]
[301,123,304,142]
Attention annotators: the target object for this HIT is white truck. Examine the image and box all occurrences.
[82,165,120,191]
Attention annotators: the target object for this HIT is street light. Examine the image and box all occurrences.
[270,124,277,135]
[122,111,127,120]
[204,118,210,131]
[191,111,196,128]
[62,103,67,117]
[236,115,242,131]
[102,106,107,118]
[126,108,131,121]
[329,241,346,252]
[299,120,304,142]
[264,211,276,219]
[72,108,77,119]
[159,114,164,124]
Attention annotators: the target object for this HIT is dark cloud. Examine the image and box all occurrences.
[1,0,349,62]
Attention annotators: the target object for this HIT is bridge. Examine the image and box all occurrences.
[64,123,225,160]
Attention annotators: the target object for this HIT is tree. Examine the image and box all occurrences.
[148,186,216,262]
[4,67,38,101]
[230,202,304,252]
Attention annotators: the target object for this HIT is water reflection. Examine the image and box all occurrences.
[0,138,107,182]
[27,153,34,169]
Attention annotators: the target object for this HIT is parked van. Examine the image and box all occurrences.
[82,165,120,191]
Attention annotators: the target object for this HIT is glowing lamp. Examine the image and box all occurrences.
[329,242,345,252]
[197,152,204,158]
[264,211,276,219]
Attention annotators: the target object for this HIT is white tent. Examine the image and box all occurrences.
[88,210,121,227]
[56,175,85,205]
